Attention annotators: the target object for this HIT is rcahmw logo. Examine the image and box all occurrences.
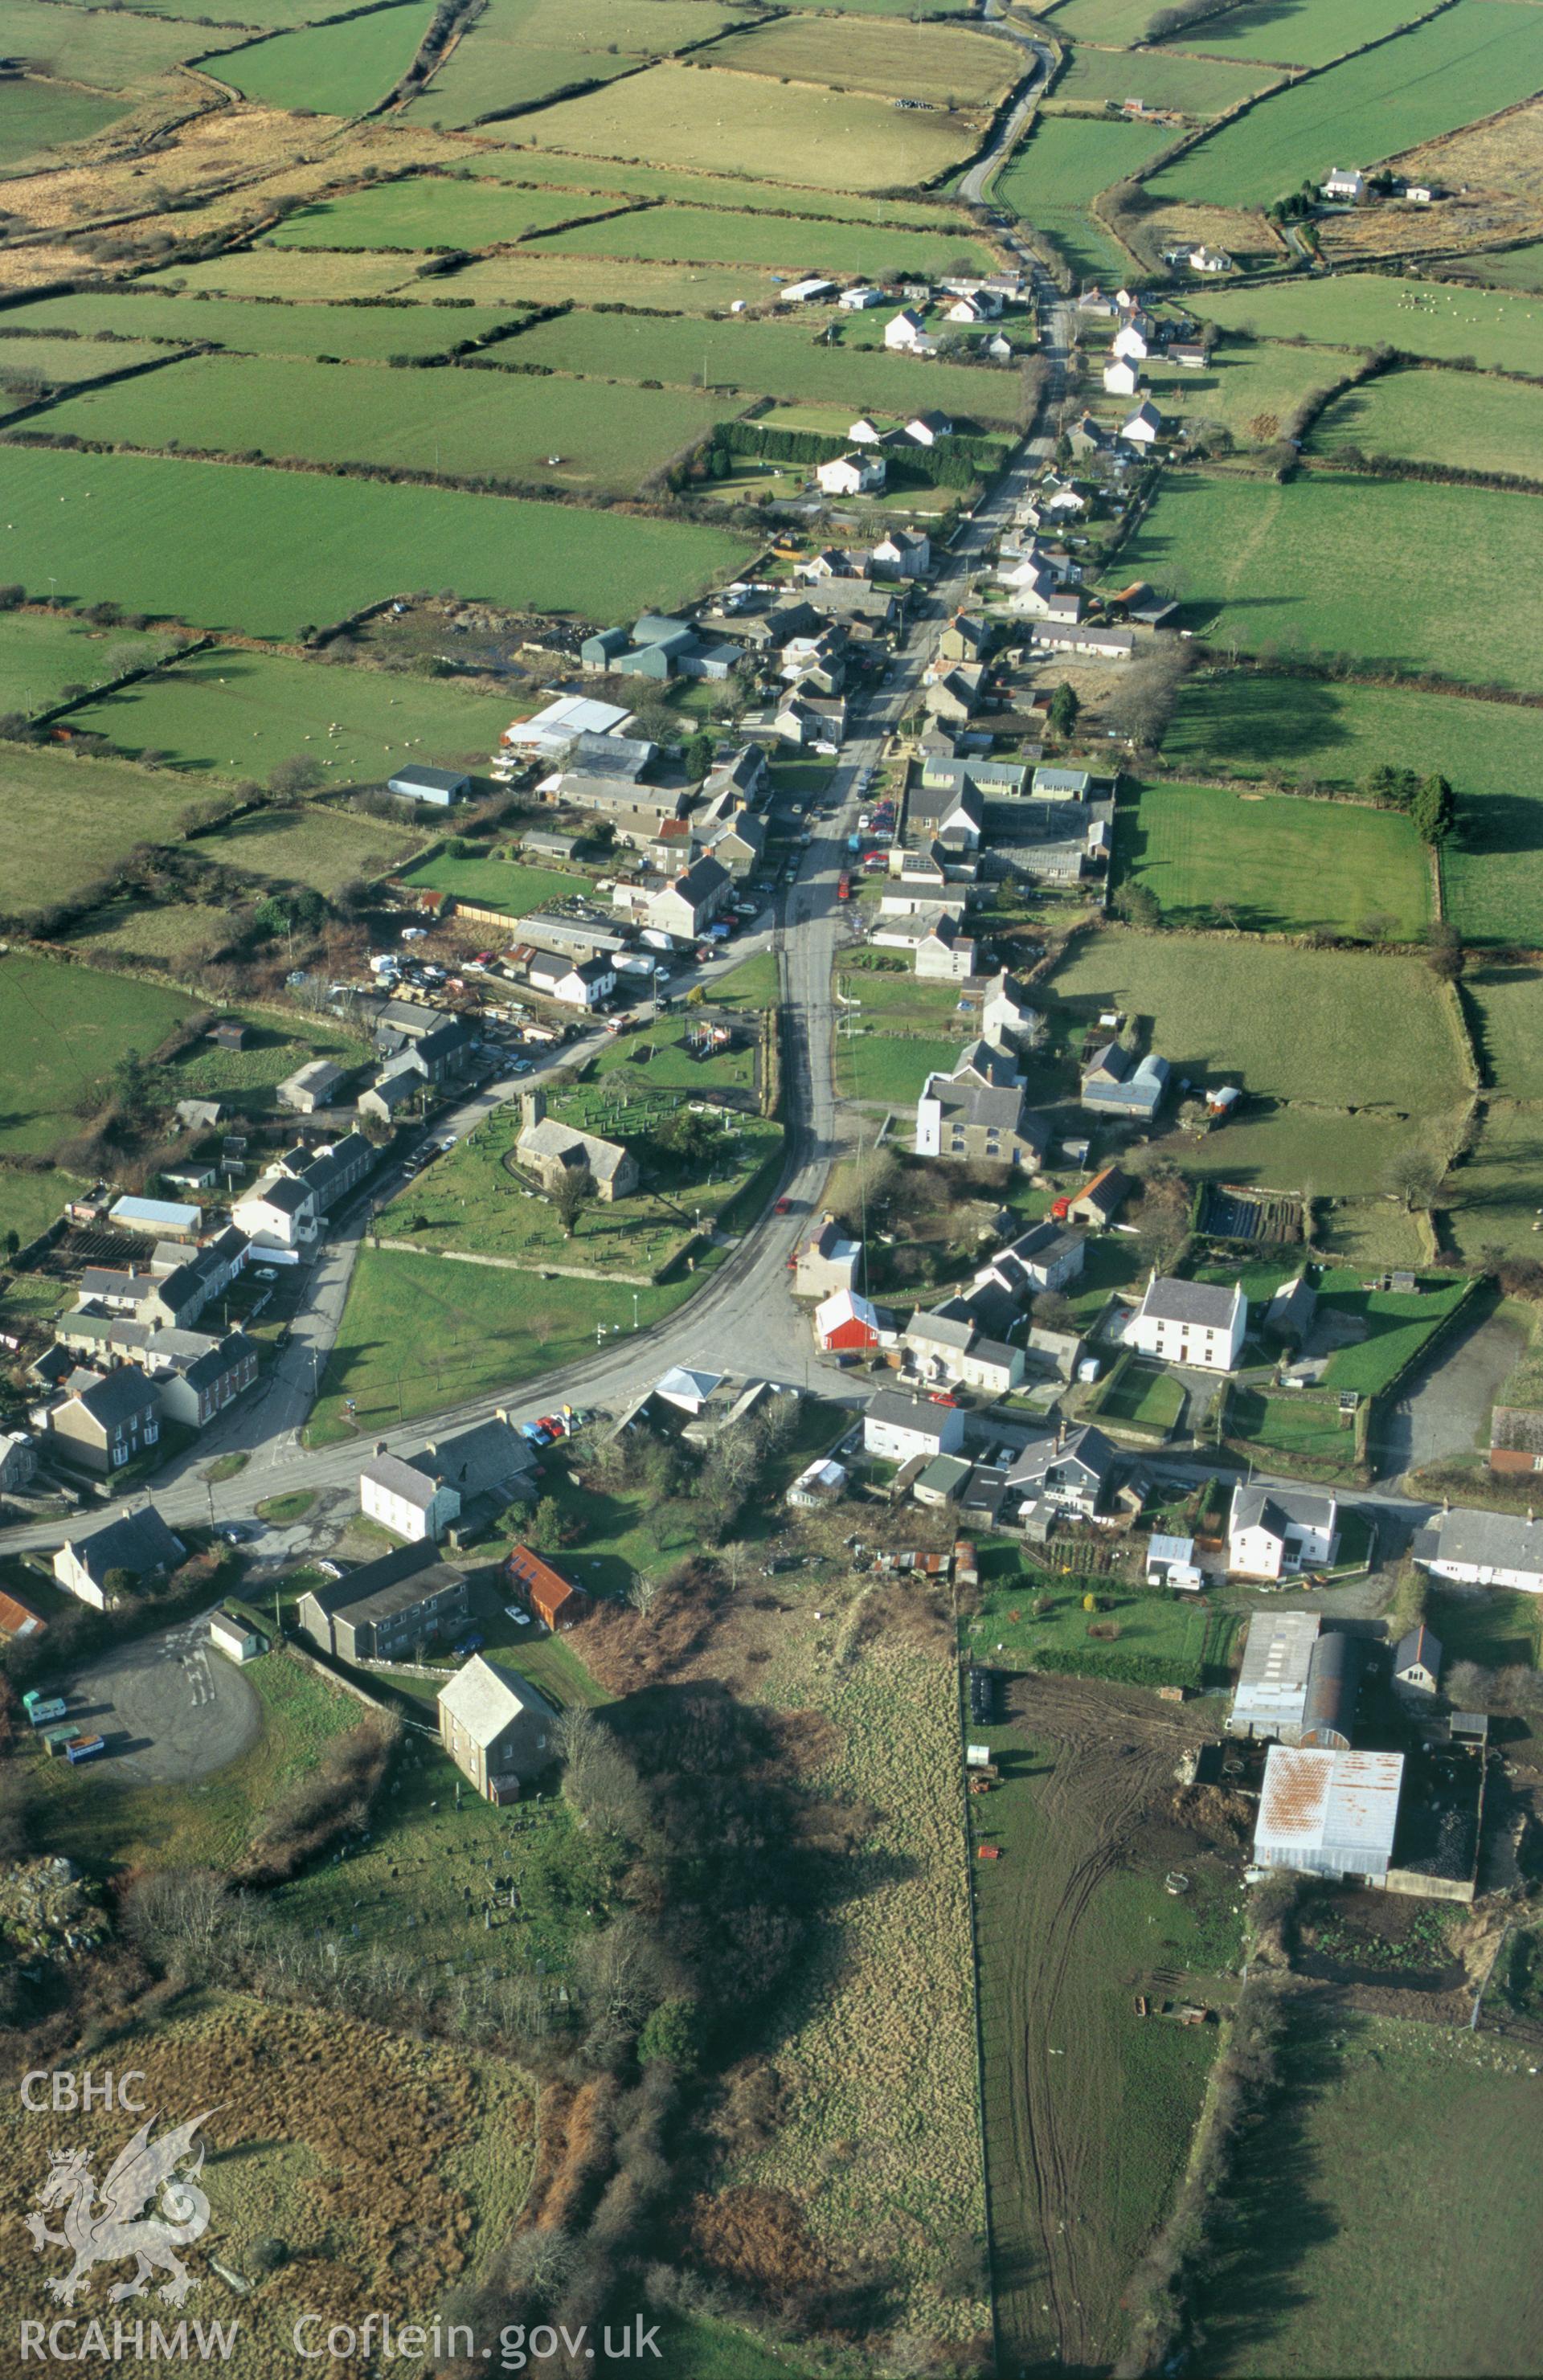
[18,2076,237,2362]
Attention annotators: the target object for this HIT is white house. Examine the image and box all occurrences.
[1128,1274,1246,1372]
[360,1450,461,1544]
[1322,166,1365,201]
[873,526,930,578]
[1102,354,1142,397]
[232,1173,314,1252]
[885,308,929,352]
[1121,399,1164,446]
[848,415,886,444]
[817,451,886,497]
[863,1389,966,1464]
[1229,1484,1339,1581]
[522,949,615,1009]
[1188,244,1231,273]
[1413,1506,1543,1593]
[1112,323,1150,362]
[905,409,954,448]
[915,912,977,981]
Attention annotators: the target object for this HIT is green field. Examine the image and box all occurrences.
[0,1163,81,1253]
[1466,240,1543,292]
[1040,0,1181,41]
[0,955,199,1156]
[0,79,129,169]
[0,608,166,718]
[264,176,624,250]
[526,202,993,280]
[1092,1356,1187,1432]
[200,804,428,892]
[63,899,238,964]
[1116,472,1543,693]
[0,444,753,636]
[453,145,964,227]
[146,251,422,301]
[1189,273,1543,376]
[395,849,579,914]
[208,0,435,113]
[1463,963,1543,1101]
[1195,2010,1543,2378]
[1311,364,1543,481]
[497,305,1021,419]
[514,62,976,192]
[1207,1260,1469,1397]
[39,346,731,493]
[1051,43,1271,112]
[0,292,522,363]
[168,1005,362,1111]
[0,741,216,918]
[1444,1097,1543,1261]
[1157,0,1417,65]
[63,645,514,780]
[1151,4,1543,208]
[0,0,203,89]
[710,12,1014,103]
[1117,779,1430,938]
[1119,337,1348,445]
[833,965,968,1102]
[0,334,182,395]
[411,251,775,310]
[403,0,745,125]
[995,113,1173,280]
[311,1242,704,1433]
[964,1553,1217,1672]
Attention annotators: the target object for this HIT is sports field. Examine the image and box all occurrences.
[1310,364,1543,480]
[1115,472,1543,693]
[37,349,731,493]
[0,607,166,718]
[63,646,512,781]
[1158,0,1416,65]
[710,12,1015,104]
[1050,43,1271,112]
[0,955,199,1156]
[0,333,181,392]
[0,447,753,635]
[1117,779,1430,938]
[1194,2010,1543,2378]
[514,62,976,191]
[207,0,434,114]
[203,804,429,894]
[1153,2,1543,207]
[525,201,994,279]
[995,113,1173,281]
[263,177,624,249]
[497,305,1020,418]
[0,292,520,362]
[0,742,211,916]
[1189,272,1543,376]
[1050,928,1467,1117]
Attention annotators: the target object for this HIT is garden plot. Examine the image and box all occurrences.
[394,849,580,917]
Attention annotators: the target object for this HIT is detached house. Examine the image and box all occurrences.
[1128,1274,1247,1372]
[648,854,732,940]
[53,1506,185,1610]
[863,1390,965,1464]
[1229,1484,1339,1581]
[1009,1424,1117,1523]
[916,1061,1049,1172]
[817,452,886,497]
[45,1367,160,1474]
[885,308,929,352]
[439,1656,556,1804]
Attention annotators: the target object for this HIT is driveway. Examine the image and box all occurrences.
[1373,1301,1524,1482]
[65,1613,261,1781]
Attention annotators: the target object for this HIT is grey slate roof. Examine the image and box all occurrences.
[1140,1275,1239,1329]
[1419,1506,1543,1576]
[65,1505,183,1582]
[1231,1483,1336,1538]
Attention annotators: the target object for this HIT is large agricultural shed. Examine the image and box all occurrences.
[1252,1747,1404,1883]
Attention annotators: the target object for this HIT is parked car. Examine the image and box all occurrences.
[255,1266,279,1282]
[538,1413,567,1439]
[453,1633,485,1657]
[504,1605,532,1626]
[774,1196,792,1214]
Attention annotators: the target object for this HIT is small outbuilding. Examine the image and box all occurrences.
[388,764,471,806]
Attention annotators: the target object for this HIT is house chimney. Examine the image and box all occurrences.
[495,1407,509,1425]
[374,1438,388,1457]
[424,1441,437,1459]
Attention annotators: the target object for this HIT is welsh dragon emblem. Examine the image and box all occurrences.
[25,2109,218,2308]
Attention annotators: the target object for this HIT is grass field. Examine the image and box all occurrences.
[710,12,1014,104]
[395,849,579,914]
[0,0,202,89]
[497,305,1020,419]
[1,290,522,362]
[1467,239,1543,291]
[168,1005,362,1110]
[1051,928,1467,1115]
[514,61,977,192]
[201,803,428,893]
[995,112,1173,280]
[0,79,129,170]
[1151,3,1543,208]
[455,145,964,226]
[264,175,626,250]
[1201,1257,1469,1397]
[1117,778,1430,937]
[0,1162,80,1252]
[833,966,966,1102]
[710,948,780,1008]
[1051,43,1271,112]
[1157,0,1417,65]
[65,645,513,781]
[411,250,773,309]
[38,347,731,494]
[525,200,995,280]
[0,607,165,717]
[1463,963,1543,1101]
[0,741,215,918]
[0,333,183,395]
[1195,2007,1543,2376]
[1119,337,1347,445]
[146,250,424,300]
[964,1556,1215,1671]
[62,898,237,963]
[1189,272,1543,375]
[209,0,435,113]
[1311,363,1543,480]
[0,444,754,636]
[1117,471,1543,693]
[1040,0,1182,41]
[403,0,744,125]
[0,955,199,1155]
[1443,1097,1543,1260]
[311,1242,704,1433]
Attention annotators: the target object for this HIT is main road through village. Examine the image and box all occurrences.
[0,255,1447,1556]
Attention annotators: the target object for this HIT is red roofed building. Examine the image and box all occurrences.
[814,1286,881,1354]
[0,1588,46,1639]
[505,1544,587,1631]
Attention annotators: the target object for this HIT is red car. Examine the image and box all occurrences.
[774,1196,792,1214]
[538,1413,567,1439]
[928,1392,959,1408]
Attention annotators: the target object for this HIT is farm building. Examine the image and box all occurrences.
[109,1196,201,1241]
[0,1585,46,1638]
[504,1543,587,1631]
[1128,1274,1246,1372]
[1080,1041,1169,1123]
[1413,1507,1543,1593]
[1229,1483,1339,1581]
[1393,1622,1443,1702]
[388,765,470,805]
[1064,1163,1130,1226]
[1488,1404,1543,1475]
[438,1655,556,1804]
[1252,1746,1404,1883]
[277,1059,346,1114]
[1228,1610,1363,1748]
